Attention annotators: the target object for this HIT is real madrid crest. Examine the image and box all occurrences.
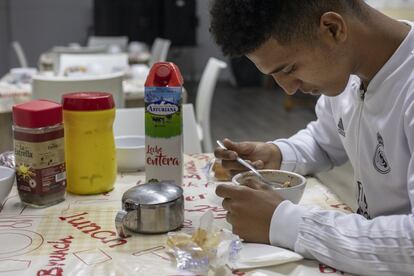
[373,132,391,174]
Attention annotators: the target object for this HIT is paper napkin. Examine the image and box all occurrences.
[228,243,303,270]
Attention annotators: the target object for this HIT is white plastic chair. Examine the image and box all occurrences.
[114,104,202,154]
[195,58,227,153]
[58,53,129,76]
[31,72,124,107]
[87,36,129,52]
[11,41,28,68]
[50,46,108,75]
[52,45,107,55]
[148,38,171,67]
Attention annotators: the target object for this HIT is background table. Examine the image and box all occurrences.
[0,73,147,113]
[0,154,353,275]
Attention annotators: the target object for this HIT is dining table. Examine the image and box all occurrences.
[0,153,354,275]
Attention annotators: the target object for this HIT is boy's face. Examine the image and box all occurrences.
[246,37,353,97]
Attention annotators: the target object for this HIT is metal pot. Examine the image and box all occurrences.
[115,181,184,237]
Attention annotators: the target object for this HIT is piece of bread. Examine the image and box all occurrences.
[212,160,232,181]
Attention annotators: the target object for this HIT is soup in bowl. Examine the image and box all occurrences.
[232,169,306,204]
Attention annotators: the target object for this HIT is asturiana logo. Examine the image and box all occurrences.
[147,101,178,116]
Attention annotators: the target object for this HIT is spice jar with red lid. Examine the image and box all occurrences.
[12,99,66,208]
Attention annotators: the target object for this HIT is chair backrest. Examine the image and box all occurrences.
[11,41,28,68]
[32,72,124,107]
[51,46,108,74]
[148,38,171,67]
[58,53,128,76]
[114,104,202,154]
[195,57,227,153]
[87,36,129,51]
[52,45,107,55]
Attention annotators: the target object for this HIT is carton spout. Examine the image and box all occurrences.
[145,62,184,87]
[154,64,172,86]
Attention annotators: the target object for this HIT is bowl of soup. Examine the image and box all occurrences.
[232,169,306,204]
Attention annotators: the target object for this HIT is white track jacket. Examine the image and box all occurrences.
[270,21,414,275]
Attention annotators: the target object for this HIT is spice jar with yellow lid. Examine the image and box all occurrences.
[62,92,116,195]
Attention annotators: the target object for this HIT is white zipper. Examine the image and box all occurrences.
[355,88,366,183]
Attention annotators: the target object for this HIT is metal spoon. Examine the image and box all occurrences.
[216,140,283,188]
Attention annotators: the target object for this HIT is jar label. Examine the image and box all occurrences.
[14,129,66,203]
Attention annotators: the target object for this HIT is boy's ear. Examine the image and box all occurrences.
[319,12,348,45]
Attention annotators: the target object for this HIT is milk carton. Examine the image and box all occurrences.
[144,62,183,186]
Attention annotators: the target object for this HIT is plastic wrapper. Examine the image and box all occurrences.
[0,151,15,169]
[166,211,242,274]
[203,157,232,182]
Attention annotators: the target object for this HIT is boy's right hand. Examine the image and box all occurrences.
[214,138,282,177]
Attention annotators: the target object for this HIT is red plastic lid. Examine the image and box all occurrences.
[13,99,62,128]
[62,92,115,111]
[145,62,184,87]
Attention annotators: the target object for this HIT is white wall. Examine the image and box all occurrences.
[196,0,230,80]
[1,0,231,81]
[0,0,11,75]
[365,0,414,9]
[170,0,231,81]
[5,0,93,69]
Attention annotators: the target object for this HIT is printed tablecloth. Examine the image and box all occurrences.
[0,154,353,275]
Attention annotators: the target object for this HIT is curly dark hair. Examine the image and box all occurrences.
[210,0,363,57]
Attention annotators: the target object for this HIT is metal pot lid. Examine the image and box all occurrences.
[122,181,183,206]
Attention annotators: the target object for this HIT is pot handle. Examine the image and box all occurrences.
[115,210,129,238]
[115,199,140,238]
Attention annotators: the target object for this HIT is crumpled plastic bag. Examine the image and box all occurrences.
[0,151,15,169]
[166,210,242,274]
